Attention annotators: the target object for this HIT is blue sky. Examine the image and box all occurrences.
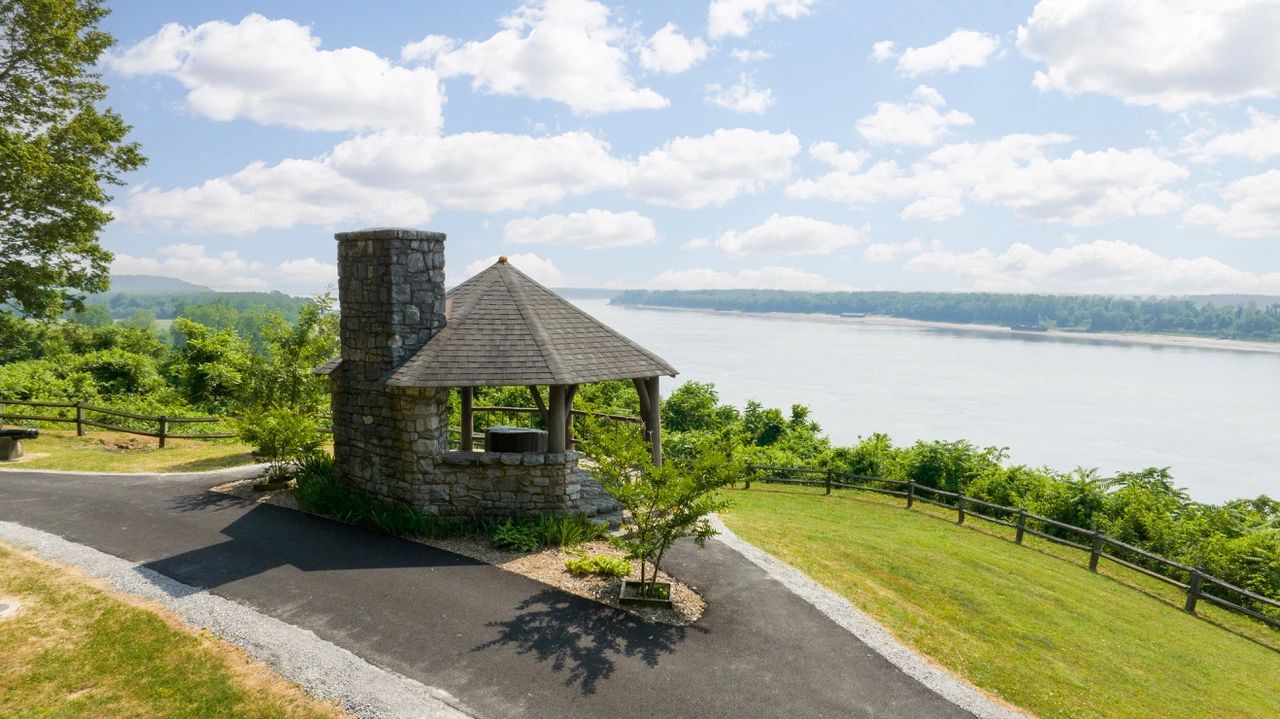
[98,0,1280,295]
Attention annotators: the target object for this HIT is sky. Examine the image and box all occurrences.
[97,0,1280,296]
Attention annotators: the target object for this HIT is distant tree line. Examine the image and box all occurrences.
[86,291,309,321]
[612,290,1280,341]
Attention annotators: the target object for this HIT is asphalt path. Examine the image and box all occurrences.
[0,468,973,718]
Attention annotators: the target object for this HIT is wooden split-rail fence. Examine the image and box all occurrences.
[0,398,235,447]
[743,464,1280,632]
[0,398,642,450]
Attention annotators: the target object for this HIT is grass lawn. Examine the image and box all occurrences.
[721,484,1280,719]
[0,542,346,719]
[0,430,257,473]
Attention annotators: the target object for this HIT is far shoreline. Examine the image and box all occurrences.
[616,303,1280,356]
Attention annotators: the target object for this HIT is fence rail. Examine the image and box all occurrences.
[2,398,642,450]
[0,398,234,446]
[743,464,1280,632]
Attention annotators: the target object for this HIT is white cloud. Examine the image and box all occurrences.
[1018,0,1280,111]
[899,196,966,221]
[114,158,434,235]
[274,258,339,293]
[730,48,772,62]
[708,0,818,39]
[503,209,658,249]
[855,85,974,146]
[330,130,630,212]
[645,266,851,290]
[115,126,808,234]
[628,128,801,208]
[807,141,868,172]
[870,40,895,62]
[897,28,999,76]
[107,14,445,134]
[789,134,1188,226]
[681,238,712,250]
[1184,108,1280,163]
[863,239,924,264]
[1184,170,1280,239]
[905,239,1280,295]
[639,22,709,74]
[463,253,566,286]
[714,214,866,257]
[114,130,629,233]
[111,245,338,295]
[417,0,667,114]
[705,73,775,113]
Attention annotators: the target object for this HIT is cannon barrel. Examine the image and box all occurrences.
[0,428,38,440]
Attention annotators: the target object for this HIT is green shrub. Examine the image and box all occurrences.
[564,553,631,578]
[293,454,463,539]
[488,515,610,552]
[490,520,542,552]
[238,409,323,481]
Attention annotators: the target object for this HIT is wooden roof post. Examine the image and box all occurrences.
[564,384,578,450]
[633,377,653,450]
[646,376,662,467]
[548,385,568,453]
[460,386,474,451]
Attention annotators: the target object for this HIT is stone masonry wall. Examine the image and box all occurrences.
[426,451,583,517]
[332,228,446,500]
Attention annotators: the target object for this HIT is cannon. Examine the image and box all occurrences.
[0,428,39,440]
[0,427,38,461]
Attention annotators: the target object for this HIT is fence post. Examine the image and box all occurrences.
[76,402,85,436]
[825,468,833,495]
[1015,509,1027,544]
[1185,569,1203,613]
[956,493,966,524]
[158,416,168,449]
[744,465,753,490]
[1089,531,1104,572]
[906,480,915,508]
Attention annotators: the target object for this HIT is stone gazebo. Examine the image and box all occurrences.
[317,227,677,517]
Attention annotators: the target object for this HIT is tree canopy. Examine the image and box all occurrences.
[0,0,145,319]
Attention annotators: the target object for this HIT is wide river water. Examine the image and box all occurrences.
[570,298,1280,503]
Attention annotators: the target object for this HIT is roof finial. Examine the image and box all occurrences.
[498,255,508,264]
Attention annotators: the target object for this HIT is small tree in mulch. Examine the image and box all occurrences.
[580,421,740,600]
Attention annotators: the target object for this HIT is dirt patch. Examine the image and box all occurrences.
[94,436,155,453]
[209,478,704,625]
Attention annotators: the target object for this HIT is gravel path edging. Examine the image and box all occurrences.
[0,520,473,719]
[709,515,1034,719]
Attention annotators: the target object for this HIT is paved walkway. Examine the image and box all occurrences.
[0,468,974,719]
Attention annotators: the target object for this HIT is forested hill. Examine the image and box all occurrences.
[611,290,1280,342]
[88,275,309,320]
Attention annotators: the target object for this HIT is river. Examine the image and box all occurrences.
[570,299,1280,503]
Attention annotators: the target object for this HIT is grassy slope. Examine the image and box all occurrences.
[0,430,256,472]
[0,543,345,719]
[721,485,1280,719]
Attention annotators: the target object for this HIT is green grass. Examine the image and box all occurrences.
[721,484,1280,719]
[0,430,257,473]
[0,543,346,718]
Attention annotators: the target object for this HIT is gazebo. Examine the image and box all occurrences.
[318,227,677,518]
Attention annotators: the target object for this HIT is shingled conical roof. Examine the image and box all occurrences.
[383,258,676,388]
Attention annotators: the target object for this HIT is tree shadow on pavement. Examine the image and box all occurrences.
[472,588,704,695]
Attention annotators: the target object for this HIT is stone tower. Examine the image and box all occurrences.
[331,228,447,498]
